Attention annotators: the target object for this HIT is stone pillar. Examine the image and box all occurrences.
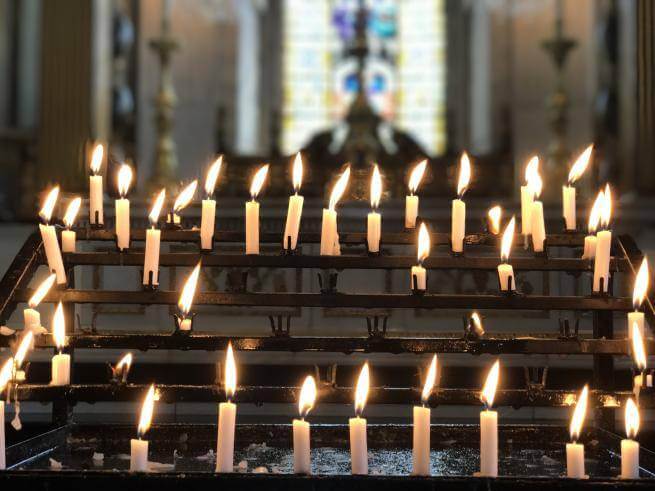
[469,0,492,155]
[637,0,655,194]
[235,0,260,155]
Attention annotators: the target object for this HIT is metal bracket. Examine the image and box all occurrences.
[269,315,291,337]
[558,318,579,339]
[366,316,388,338]
[226,269,249,293]
[524,366,549,392]
[318,269,339,294]
[314,364,337,387]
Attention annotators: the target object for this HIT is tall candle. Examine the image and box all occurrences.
[529,167,545,252]
[566,385,588,478]
[413,354,437,476]
[367,165,382,253]
[88,143,105,226]
[593,185,612,293]
[0,358,13,470]
[169,180,198,226]
[497,217,516,292]
[405,160,427,229]
[217,343,237,473]
[245,165,269,255]
[621,398,640,479]
[61,197,81,253]
[50,302,70,386]
[350,363,369,475]
[563,145,593,231]
[293,375,317,474]
[38,187,66,285]
[629,258,649,340]
[582,191,603,260]
[520,156,539,236]
[284,153,304,251]
[479,360,500,477]
[411,223,430,291]
[24,273,56,333]
[143,190,165,287]
[115,164,133,251]
[201,156,222,251]
[320,166,350,256]
[130,384,156,472]
[451,153,470,253]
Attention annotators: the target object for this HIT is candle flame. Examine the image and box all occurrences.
[53,301,66,350]
[417,222,430,263]
[470,312,485,337]
[292,153,303,192]
[0,357,13,394]
[456,152,471,197]
[370,164,382,209]
[116,352,133,372]
[90,143,104,174]
[178,262,201,315]
[117,164,133,198]
[625,397,640,439]
[408,159,427,194]
[480,359,500,408]
[569,385,589,441]
[328,166,351,210]
[524,156,539,184]
[354,362,370,417]
[28,273,56,308]
[224,342,237,400]
[149,189,166,225]
[173,180,198,212]
[205,156,223,197]
[631,322,647,371]
[527,164,543,199]
[421,354,438,405]
[600,183,612,228]
[633,257,649,309]
[568,144,593,184]
[137,384,157,438]
[14,330,33,368]
[63,197,82,228]
[39,186,60,223]
[500,216,516,261]
[298,375,317,418]
[588,190,604,234]
[250,164,269,199]
[488,206,502,235]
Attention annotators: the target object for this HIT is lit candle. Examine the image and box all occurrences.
[479,360,500,477]
[130,384,157,472]
[0,358,13,469]
[411,222,431,292]
[593,184,612,293]
[201,156,222,251]
[629,257,649,340]
[487,206,502,235]
[283,153,304,251]
[50,302,70,386]
[367,164,382,253]
[320,166,350,256]
[88,143,105,226]
[631,323,647,396]
[175,262,201,332]
[413,354,437,476]
[469,312,485,338]
[451,153,471,253]
[143,189,165,287]
[115,164,133,251]
[520,156,539,236]
[621,398,640,479]
[405,160,427,229]
[350,362,369,475]
[170,180,197,227]
[566,385,588,478]
[38,187,66,285]
[497,217,516,292]
[61,197,81,253]
[216,343,237,473]
[113,352,133,384]
[24,273,56,334]
[582,190,603,260]
[529,165,546,253]
[245,165,269,255]
[14,330,33,384]
[293,375,317,474]
[563,145,593,231]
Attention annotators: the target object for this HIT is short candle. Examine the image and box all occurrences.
[412,354,437,476]
[246,165,269,255]
[563,145,593,231]
[405,160,427,229]
[320,166,350,256]
[130,384,156,472]
[61,197,81,253]
[24,273,56,334]
[88,143,105,226]
[114,164,133,251]
[629,258,649,340]
[293,375,317,474]
[170,180,198,227]
[497,217,516,292]
[411,223,430,291]
[50,302,70,386]
[176,262,201,332]
[566,385,588,478]
[349,363,370,475]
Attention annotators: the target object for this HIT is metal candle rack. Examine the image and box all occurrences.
[0,225,653,486]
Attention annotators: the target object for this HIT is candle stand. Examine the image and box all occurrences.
[0,225,654,488]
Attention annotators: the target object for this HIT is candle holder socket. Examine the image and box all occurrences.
[114,234,131,253]
[590,276,611,297]
[411,273,426,296]
[533,248,548,259]
[199,235,215,254]
[174,313,195,335]
[108,363,130,385]
[497,273,517,295]
[318,269,339,294]
[89,210,104,229]
[165,212,183,230]
[365,238,381,257]
[269,315,291,337]
[558,318,580,339]
[226,269,249,293]
[561,216,578,233]
[282,235,300,256]
[141,269,160,291]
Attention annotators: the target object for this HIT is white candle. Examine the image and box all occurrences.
[531,200,546,252]
[245,165,269,255]
[131,384,156,472]
[411,265,426,291]
[497,264,515,292]
[566,385,588,478]
[593,185,613,293]
[451,153,470,253]
[413,355,437,476]
[630,258,649,339]
[115,164,133,251]
[479,360,500,477]
[293,375,317,474]
[170,180,198,227]
[582,235,597,260]
[629,312,645,340]
[411,223,431,291]
[405,160,427,229]
[563,145,593,231]
[621,398,640,479]
[50,302,70,385]
[24,308,40,331]
[88,143,105,226]
[498,217,516,292]
[200,156,222,251]
[61,197,81,254]
[0,359,11,470]
[520,156,539,236]
[61,230,76,253]
[177,262,201,332]
[350,363,369,475]
[487,205,502,235]
[582,189,603,259]
[23,274,54,333]
[320,167,350,256]
[284,153,304,251]
[217,343,237,473]
[39,224,66,285]
[143,190,165,287]
[367,165,382,253]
